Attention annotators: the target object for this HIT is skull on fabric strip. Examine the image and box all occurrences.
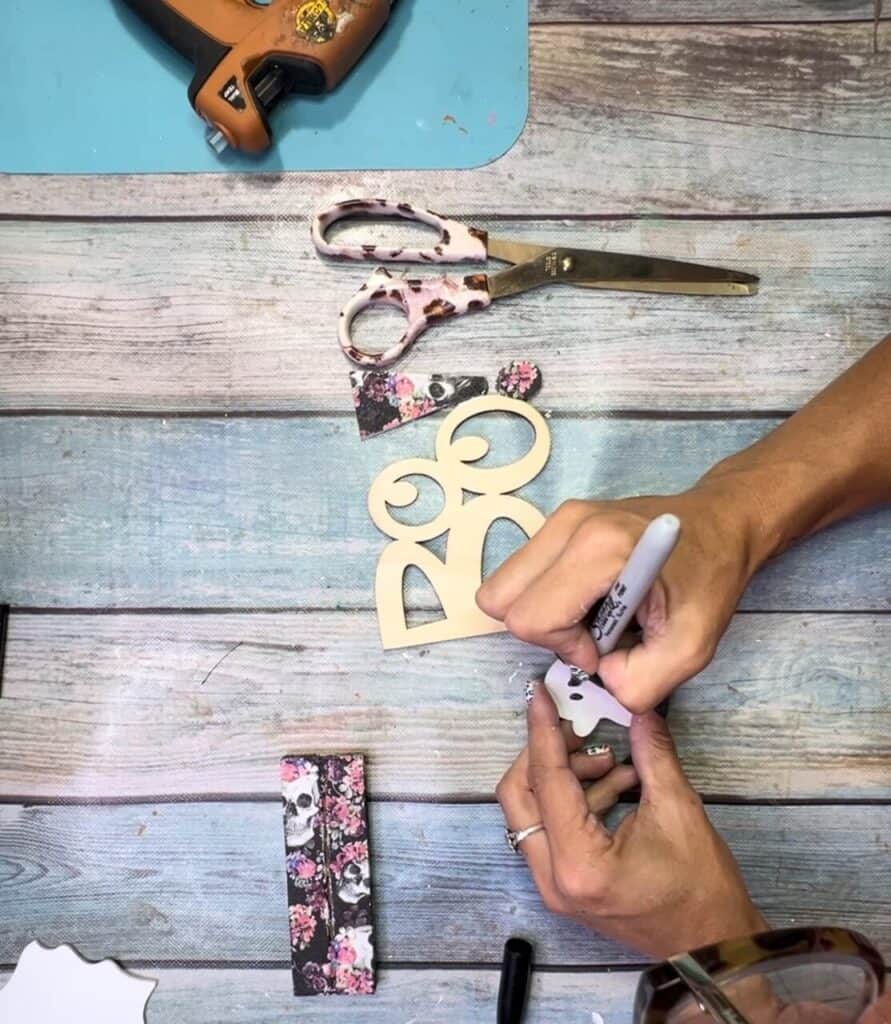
[283,765,320,848]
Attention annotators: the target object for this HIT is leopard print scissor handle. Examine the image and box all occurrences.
[338,267,492,368]
[312,198,489,263]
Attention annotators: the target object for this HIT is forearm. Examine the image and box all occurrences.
[701,334,891,566]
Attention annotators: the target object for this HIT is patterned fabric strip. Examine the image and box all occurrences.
[281,754,375,996]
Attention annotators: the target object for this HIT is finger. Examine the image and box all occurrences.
[476,500,593,620]
[561,719,590,756]
[504,530,630,675]
[495,748,564,911]
[496,747,551,854]
[500,717,599,815]
[527,685,612,861]
[598,595,713,714]
[584,764,639,817]
[629,711,693,802]
[568,745,615,782]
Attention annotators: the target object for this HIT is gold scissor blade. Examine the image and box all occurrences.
[574,278,758,297]
[565,249,759,296]
[488,245,759,298]
[486,237,554,265]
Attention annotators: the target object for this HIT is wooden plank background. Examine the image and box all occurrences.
[2,612,889,801]
[3,802,890,966]
[0,967,641,1024]
[3,216,889,413]
[531,1,889,22]
[1,2,889,1021]
[2,416,890,609]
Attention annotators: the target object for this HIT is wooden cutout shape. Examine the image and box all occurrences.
[0,941,156,1024]
[369,395,551,649]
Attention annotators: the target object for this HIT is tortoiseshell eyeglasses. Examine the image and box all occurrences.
[634,927,885,1024]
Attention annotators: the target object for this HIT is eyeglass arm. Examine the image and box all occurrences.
[668,953,754,1024]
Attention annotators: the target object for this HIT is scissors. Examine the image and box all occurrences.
[312,198,759,369]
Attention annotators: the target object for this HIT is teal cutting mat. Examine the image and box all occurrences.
[1,0,528,173]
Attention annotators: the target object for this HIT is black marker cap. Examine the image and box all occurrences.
[0,604,8,697]
[497,937,533,1024]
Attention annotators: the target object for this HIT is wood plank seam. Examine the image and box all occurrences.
[2,210,890,226]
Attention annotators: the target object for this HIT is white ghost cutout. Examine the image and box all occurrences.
[0,941,156,1024]
[544,659,632,737]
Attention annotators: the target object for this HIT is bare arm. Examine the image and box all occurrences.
[706,333,891,562]
[479,333,891,712]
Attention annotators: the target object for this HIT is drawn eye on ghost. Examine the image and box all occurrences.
[338,858,371,905]
[283,769,321,848]
[544,659,632,736]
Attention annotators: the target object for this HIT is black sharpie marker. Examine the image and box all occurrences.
[544,515,681,733]
[592,513,682,655]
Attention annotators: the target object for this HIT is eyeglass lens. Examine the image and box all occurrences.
[663,960,874,1024]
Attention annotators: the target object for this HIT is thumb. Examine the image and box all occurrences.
[527,684,610,859]
[598,603,714,714]
[629,712,692,801]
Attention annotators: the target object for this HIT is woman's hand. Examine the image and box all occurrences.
[497,685,766,959]
[479,335,891,715]
[477,478,769,714]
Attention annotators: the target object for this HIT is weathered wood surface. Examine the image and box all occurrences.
[2,23,889,218]
[1,611,889,802]
[1,802,889,966]
[2,8,889,1019]
[3,217,888,414]
[531,1,889,22]
[2,415,889,609]
[0,966,639,1024]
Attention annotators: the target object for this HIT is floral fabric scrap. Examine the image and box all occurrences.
[495,360,542,402]
[349,370,489,439]
[281,753,375,996]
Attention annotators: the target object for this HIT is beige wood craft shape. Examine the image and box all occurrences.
[369,395,551,649]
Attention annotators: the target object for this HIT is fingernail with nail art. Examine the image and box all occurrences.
[583,744,612,757]
[524,680,538,705]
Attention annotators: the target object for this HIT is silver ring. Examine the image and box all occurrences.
[505,823,546,853]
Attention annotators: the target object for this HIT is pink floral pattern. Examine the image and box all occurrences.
[289,904,317,950]
[282,755,375,997]
[349,370,488,439]
[345,758,365,798]
[394,374,415,398]
[324,793,363,838]
[496,359,542,401]
[281,759,314,782]
[332,841,368,879]
[286,852,318,881]
[334,964,375,995]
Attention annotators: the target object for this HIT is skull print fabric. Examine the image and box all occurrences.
[281,754,375,996]
[283,766,321,848]
[349,370,489,439]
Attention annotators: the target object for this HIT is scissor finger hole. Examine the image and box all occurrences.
[327,215,442,253]
[348,303,409,359]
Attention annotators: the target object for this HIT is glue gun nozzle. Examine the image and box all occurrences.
[206,127,230,155]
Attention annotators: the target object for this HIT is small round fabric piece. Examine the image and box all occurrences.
[496,360,543,401]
